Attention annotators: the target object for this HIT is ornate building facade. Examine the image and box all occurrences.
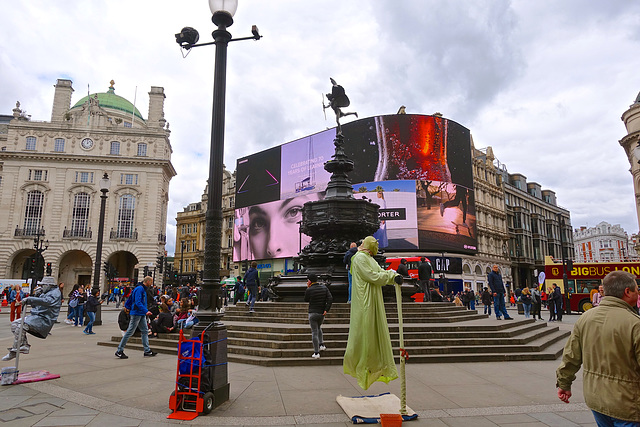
[174,168,236,282]
[0,79,175,295]
[573,221,638,262]
[619,93,640,243]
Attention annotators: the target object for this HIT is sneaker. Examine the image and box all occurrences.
[2,351,16,361]
[19,345,30,354]
[77,324,84,328]
[504,317,514,320]
[115,350,128,359]
[319,345,326,351]
[143,350,157,357]
[89,332,96,335]
[249,309,256,313]
[496,317,502,320]
[83,331,90,335]
[311,353,320,359]
[64,319,73,325]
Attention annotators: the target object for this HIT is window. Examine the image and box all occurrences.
[228,235,232,248]
[190,259,195,272]
[187,224,192,234]
[193,223,197,233]
[75,171,94,183]
[181,224,186,235]
[137,143,147,156]
[24,190,44,234]
[120,173,138,185]
[71,193,91,236]
[110,141,120,155]
[54,138,65,152]
[124,122,132,128]
[117,195,136,238]
[25,136,36,150]
[28,170,47,181]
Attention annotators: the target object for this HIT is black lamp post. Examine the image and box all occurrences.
[179,240,185,287]
[175,0,261,409]
[30,229,48,294]
[92,173,110,325]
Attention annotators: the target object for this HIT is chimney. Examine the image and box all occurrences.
[51,79,74,122]
[148,86,166,128]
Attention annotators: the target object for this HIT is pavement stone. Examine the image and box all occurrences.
[0,308,611,426]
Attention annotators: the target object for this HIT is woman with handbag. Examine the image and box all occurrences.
[65,284,80,324]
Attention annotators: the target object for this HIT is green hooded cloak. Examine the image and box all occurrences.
[343,236,399,390]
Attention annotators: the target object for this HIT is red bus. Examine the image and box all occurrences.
[544,256,640,312]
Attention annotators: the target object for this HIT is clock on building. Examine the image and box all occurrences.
[80,138,94,150]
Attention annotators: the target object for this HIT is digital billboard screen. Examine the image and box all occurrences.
[234,114,477,261]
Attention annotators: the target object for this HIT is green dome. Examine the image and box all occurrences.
[70,84,144,121]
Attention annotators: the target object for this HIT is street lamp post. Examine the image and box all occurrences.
[30,229,48,295]
[92,173,110,326]
[179,240,185,287]
[175,0,261,409]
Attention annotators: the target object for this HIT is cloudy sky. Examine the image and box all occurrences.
[2,1,640,255]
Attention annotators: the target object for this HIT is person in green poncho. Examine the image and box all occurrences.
[343,236,399,390]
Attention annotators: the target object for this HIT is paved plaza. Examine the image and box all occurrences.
[0,306,595,426]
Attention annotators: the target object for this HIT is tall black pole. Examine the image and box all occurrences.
[179,240,185,287]
[92,173,109,326]
[558,215,568,314]
[201,12,232,317]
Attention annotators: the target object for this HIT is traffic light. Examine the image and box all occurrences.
[157,256,164,274]
[46,262,52,276]
[143,266,150,277]
[30,257,37,275]
[103,261,109,274]
[565,259,573,273]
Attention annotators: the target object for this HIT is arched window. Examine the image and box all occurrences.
[71,193,91,237]
[110,141,120,155]
[24,190,43,234]
[475,265,483,275]
[117,195,136,238]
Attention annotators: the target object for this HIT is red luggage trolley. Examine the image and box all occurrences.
[168,327,215,420]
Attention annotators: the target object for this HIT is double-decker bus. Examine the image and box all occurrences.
[544,256,640,312]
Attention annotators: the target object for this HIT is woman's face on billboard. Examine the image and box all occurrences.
[248,193,321,259]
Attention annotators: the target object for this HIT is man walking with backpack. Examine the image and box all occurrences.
[115,276,157,359]
[304,273,332,359]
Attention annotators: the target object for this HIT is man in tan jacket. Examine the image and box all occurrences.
[556,270,640,424]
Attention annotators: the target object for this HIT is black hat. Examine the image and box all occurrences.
[307,273,318,283]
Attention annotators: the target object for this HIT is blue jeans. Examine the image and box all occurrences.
[117,314,150,353]
[493,294,511,319]
[470,299,475,310]
[523,303,531,318]
[308,313,324,353]
[84,311,95,333]
[347,271,352,302]
[247,286,257,310]
[591,410,640,427]
[177,318,199,329]
[483,304,492,315]
[74,305,84,326]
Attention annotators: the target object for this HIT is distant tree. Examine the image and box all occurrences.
[374,185,384,193]
[357,186,368,193]
[393,188,401,192]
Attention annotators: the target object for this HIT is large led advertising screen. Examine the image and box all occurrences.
[234,114,477,261]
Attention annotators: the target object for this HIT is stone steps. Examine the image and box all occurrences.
[96,302,571,365]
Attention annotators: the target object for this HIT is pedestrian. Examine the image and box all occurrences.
[2,278,64,361]
[244,261,260,313]
[304,273,333,359]
[343,242,358,303]
[9,284,23,322]
[150,303,175,338]
[531,286,543,320]
[343,236,402,390]
[461,289,471,309]
[556,270,640,425]
[233,275,244,305]
[540,288,547,308]
[487,265,514,320]
[115,276,157,359]
[548,283,563,322]
[481,287,492,315]
[396,259,409,277]
[83,288,102,334]
[521,287,532,318]
[417,256,433,302]
[591,285,604,307]
[469,289,476,310]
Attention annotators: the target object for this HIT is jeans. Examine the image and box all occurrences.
[347,271,352,302]
[493,294,511,319]
[308,312,325,353]
[591,410,640,427]
[84,311,95,333]
[523,303,531,318]
[470,299,475,310]
[177,318,199,329]
[483,304,492,315]
[419,280,431,301]
[74,305,84,326]
[247,286,258,310]
[117,314,150,353]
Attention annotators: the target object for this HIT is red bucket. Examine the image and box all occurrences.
[380,413,402,427]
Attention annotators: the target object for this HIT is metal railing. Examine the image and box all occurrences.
[110,228,138,241]
[14,226,44,238]
[63,227,92,239]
